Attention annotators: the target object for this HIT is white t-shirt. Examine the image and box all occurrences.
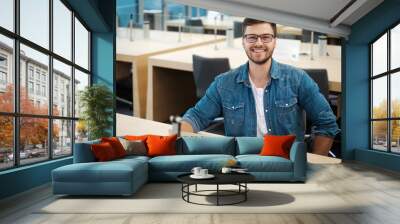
[249,75,268,137]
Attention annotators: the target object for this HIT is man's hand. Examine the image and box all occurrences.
[180,121,194,133]
[312,135,334,156]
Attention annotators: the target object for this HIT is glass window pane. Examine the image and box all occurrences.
[372,77,387,119]
[391,120,400,153]
[391,24,400,70]
[75,120,88,143]
[20,0,49,49]
[74,69,89,118]
[20,117,49,165]
[53,119,72,158]
[20,44,49,115]
[372,121,388,151]
[391,72,400,118]
[0,0,14,31]
[0,116,14,170]
[372,33,387,76]
[74,18,89,70]
[0,34,14,112]
[53,59,72,117]
[53,0,72,60]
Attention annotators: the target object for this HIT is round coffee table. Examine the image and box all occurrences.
[177,173,255,206]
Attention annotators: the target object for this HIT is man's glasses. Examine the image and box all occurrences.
[244,34,275,43]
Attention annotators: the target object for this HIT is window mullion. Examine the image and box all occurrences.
[48,0,54,160]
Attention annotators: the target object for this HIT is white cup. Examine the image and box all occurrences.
[221,167,232,174]
[191,167,202,176]
[200,169,208,176]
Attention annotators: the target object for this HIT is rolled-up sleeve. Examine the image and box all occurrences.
[298,71,340,138]
[182,78,222,132]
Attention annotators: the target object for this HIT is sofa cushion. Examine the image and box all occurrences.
[260,135,296,159]
[148,154,235,172]
[119,138,147,156]
[147,135,177,157]
[177,136,235,155]
[235,137,263,155]
[91,142,118,161]
[236,155,293,172]
[101,137,127,158]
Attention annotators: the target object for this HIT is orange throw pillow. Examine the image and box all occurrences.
[124,135,149,141]
[91,142,117,161]
[146,135,177,157]
[259,135,296,159]
[101,137,127,158]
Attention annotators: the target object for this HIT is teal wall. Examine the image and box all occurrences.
[343,0,400,171]
[0,0,116,200]
[0,158,72,199]
[92,31,116,135]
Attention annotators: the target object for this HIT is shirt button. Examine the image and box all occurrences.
[265,109,268,112]
[268,129,271,132]
[285,103,288,106]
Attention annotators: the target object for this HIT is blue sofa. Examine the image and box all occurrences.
[52,136,306,196]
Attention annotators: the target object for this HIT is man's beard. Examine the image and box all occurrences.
[245,47,273,65]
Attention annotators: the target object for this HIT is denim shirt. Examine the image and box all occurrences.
[182,59,340,141]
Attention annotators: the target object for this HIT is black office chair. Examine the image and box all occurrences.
[192,55,231,134]
[304,69,330,100]
[303,69,340,157]
[192,55,230,98]
[233,21,243,38]
[183,19,204,33]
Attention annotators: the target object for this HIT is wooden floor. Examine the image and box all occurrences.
[1,160,400,224]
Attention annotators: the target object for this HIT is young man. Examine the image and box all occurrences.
[180,18,339,155]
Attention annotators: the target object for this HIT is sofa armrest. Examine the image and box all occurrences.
[289,141,307,181]
[73,141,99,163]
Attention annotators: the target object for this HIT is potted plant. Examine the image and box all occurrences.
[79,84,114,140]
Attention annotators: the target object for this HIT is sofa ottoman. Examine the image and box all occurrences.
[52,156,148,196]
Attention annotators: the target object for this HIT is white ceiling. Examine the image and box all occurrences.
[172,0,384,38]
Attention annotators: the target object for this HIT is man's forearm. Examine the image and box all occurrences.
[180,121,194,133]
[312,135,334,156]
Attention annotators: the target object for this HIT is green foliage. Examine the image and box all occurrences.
[79,84,114,140]
[373,99,400,140]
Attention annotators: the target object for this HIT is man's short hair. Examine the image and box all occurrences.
[242,18,277,36]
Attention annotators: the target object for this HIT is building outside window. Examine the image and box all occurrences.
[0,0,91,170]
[28,81,34,94]
[370,23,400,154]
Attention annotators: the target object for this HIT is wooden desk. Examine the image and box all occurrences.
[116,113,219,137]
[116,28,225,118]
[147,38,341,122]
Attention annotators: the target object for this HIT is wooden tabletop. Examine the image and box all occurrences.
[116,28,225,58]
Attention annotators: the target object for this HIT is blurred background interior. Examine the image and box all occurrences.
[115,0,343,156]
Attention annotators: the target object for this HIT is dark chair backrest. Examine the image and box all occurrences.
[192,55,230,98]
[303,69,329,100]
[233,21,243,38]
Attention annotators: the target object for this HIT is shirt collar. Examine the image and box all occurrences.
[236,59,281,86]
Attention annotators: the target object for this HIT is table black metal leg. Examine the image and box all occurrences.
[245,183,247,201]
[217,184,219,206]
[195,184,197,192]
